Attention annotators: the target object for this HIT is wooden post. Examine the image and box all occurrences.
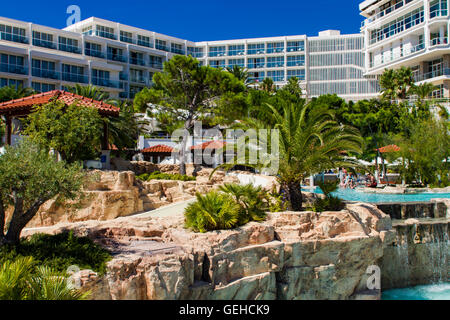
[101,121,109,150]
[5,116,12,146]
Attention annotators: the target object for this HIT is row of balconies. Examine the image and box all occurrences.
[207,47,304,58]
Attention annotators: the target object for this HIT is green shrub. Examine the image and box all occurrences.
[0,231,111,275]
[137,171,196,182]
[0,256,90,300]
[311,181,344,212]
[184,191,241,233]
[219,183,268,223]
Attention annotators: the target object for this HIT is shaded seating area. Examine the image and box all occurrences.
[0,90,120,168]
[191,141,228,168]
[141,144,174,163]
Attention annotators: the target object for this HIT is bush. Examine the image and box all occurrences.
[184,192,241,233]
[0,231,111,275]
[137,171,196,182]
[0,256,90,300]
[311,181,344,212]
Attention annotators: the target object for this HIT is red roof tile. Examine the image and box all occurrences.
[141,145,174,153]
[376,144,401,153]
[190,141,227,150]
[0,90,120,116]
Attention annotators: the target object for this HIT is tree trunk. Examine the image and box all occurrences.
[179,137,187,176]
[284,181,303,211]
[4,200,42,245]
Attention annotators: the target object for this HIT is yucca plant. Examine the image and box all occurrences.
[219,183,268,224]
[312,180,343,212]
[184,192,241,233]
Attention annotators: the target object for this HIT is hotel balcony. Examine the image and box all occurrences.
[58,44,82,54]
[91,77,121,88]
[171,48,185,55]
[361,0,417,28]
[85,49,105,59]
[95,30,116,40]
[129,58,146,66]
[61,73,88,83]
[430,37,448,47]
[130,76,150,85]
[414,67,450,82]
[32,38,57,50]
[248,63,265,69]
[148,62,163,69]
[32,68,60,80]
[0,63,27,75]
[368,42,425,70]
[286,46,305,52]
[0,32,28,44]
[107,53,127,63]
[137,40,153,48]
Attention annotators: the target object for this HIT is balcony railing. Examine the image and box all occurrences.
[91,77,120,88]
[248,63,265,69]
[287,61,305,67]
[361,0,415,27]
[130,76,149,84]
[0,32,28,44]
[148,62,163,69]
[59,44,82,54]
[85,49,105,59]
[414,68,450,82]
[209,52,227,57]
[137,40,153,48]
[369,42,425,69]
[267,62,284,68]
[171,48,185,55]
[430,37,448,46]
[228,50,245,56]
[0,63,27,75]
[286,46,304,52]
[61,73,88,83]
[129,58,146,66]
[120,35,134,44]
[107,53,127,62]
[119,73,128,81]
[266,48,285,54]
[32,68,60,80]
[247,49,266,55]
[155,44,169,52]
[33,38,57,50]
[95,30,116,40]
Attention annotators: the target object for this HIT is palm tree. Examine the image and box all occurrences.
[226,65,250,87]
[412,82,436,101]
[226,101,363,211]
[260,78,275,93]
[380,67,415,101]
[0,85,35,103]
[65,84,110,101]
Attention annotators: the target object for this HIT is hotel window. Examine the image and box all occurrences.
[287,69,305,80]
[130,68,145,83]
[247,43,265,55]
[1,78,24,88]
[107,46,126,62]
[155,39,168,51]
[431,84,444,98]
[171,43,184,55]
[429,58,443,77]
[82,26,93,36]
[59,37,80,54]
[32,59,58,79]
[228,44,245,56]
[267,56,284,68]
[149,56,163,69]
[267,70,284,82]
[411,65,420,80]
[92,69,111,87]
[0,54,26,74]
[247,57,265,69]
[209,46,226,57]
[287,41,304,52]
[120,31,133,43]
[227,58,244,68]
[287,55,305,67]
[0,24,27,43]
[32,31,56,49]
[430,0,448,18]
[130,52,146,66]
[85,42,103,58]
[187,47,204,58]
[267,42,284,54]
[138,35,153,48]
[96,25,116,39]
[62,64,86,83]
[32,82,56,93]
[248,71,265,82]
[209,60,225,69]
[400,41,404,57]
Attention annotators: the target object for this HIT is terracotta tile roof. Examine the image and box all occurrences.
[0,90,120,116]
[376,144,401,153]
[190,141,227,150]
[141,145,174,153]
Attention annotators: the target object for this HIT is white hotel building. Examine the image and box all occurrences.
[0,16,379,101]
[360,0,450,98]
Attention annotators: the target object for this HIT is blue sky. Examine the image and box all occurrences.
[2,0,364,41]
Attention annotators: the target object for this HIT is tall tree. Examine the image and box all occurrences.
[134,55,245,174]
[260,78,275,93]
[379,67,415,101]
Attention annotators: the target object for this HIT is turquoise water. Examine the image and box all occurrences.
[382,283,450,300]
[305,187,450,203]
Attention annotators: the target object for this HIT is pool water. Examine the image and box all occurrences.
[382,283,450,300]
[305,187,450,203]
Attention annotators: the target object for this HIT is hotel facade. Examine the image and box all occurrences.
[0,16,380,101]
[360,0,450,98]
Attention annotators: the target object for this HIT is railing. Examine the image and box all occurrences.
[33,38,57,49]
[155,44,169,52]
[209,52,227,57]
[430,37,448,46]
[361,0,415,27]
[129,58,146,66]
[286,46,304,52]
[247,50,266,55]
[266,62,284,68]
[226,64,245,69]
[369,42,425,69]
[148,62,163,69]
[0,32,28,44]
[266,48,284,54]
[248,63,265,69]
[61,73,88,83]
[414,68,450,82]
[91,77,120,88]
[107,53,127,62]
[137,40,153,48]
[130,76,150,85]
[32,68,60,79]
[85,49,105,59]
[120,35,134,44]
[95,30,116,40]
[171,48,185,55]
[0,63,27,75]
[59,44,82,54]
[119,73,128,81]
[187,52,204,58]
[228,50,245,56]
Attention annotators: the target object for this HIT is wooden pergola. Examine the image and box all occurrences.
[0,90,120,148]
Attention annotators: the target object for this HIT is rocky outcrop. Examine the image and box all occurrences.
[23,202,395,300]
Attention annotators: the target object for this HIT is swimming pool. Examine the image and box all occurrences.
[382,283,450,300]
[304,187,450,203]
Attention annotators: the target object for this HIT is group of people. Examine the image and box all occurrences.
[339,169,378,189]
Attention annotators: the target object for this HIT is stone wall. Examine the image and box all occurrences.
[22,202,395,300]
